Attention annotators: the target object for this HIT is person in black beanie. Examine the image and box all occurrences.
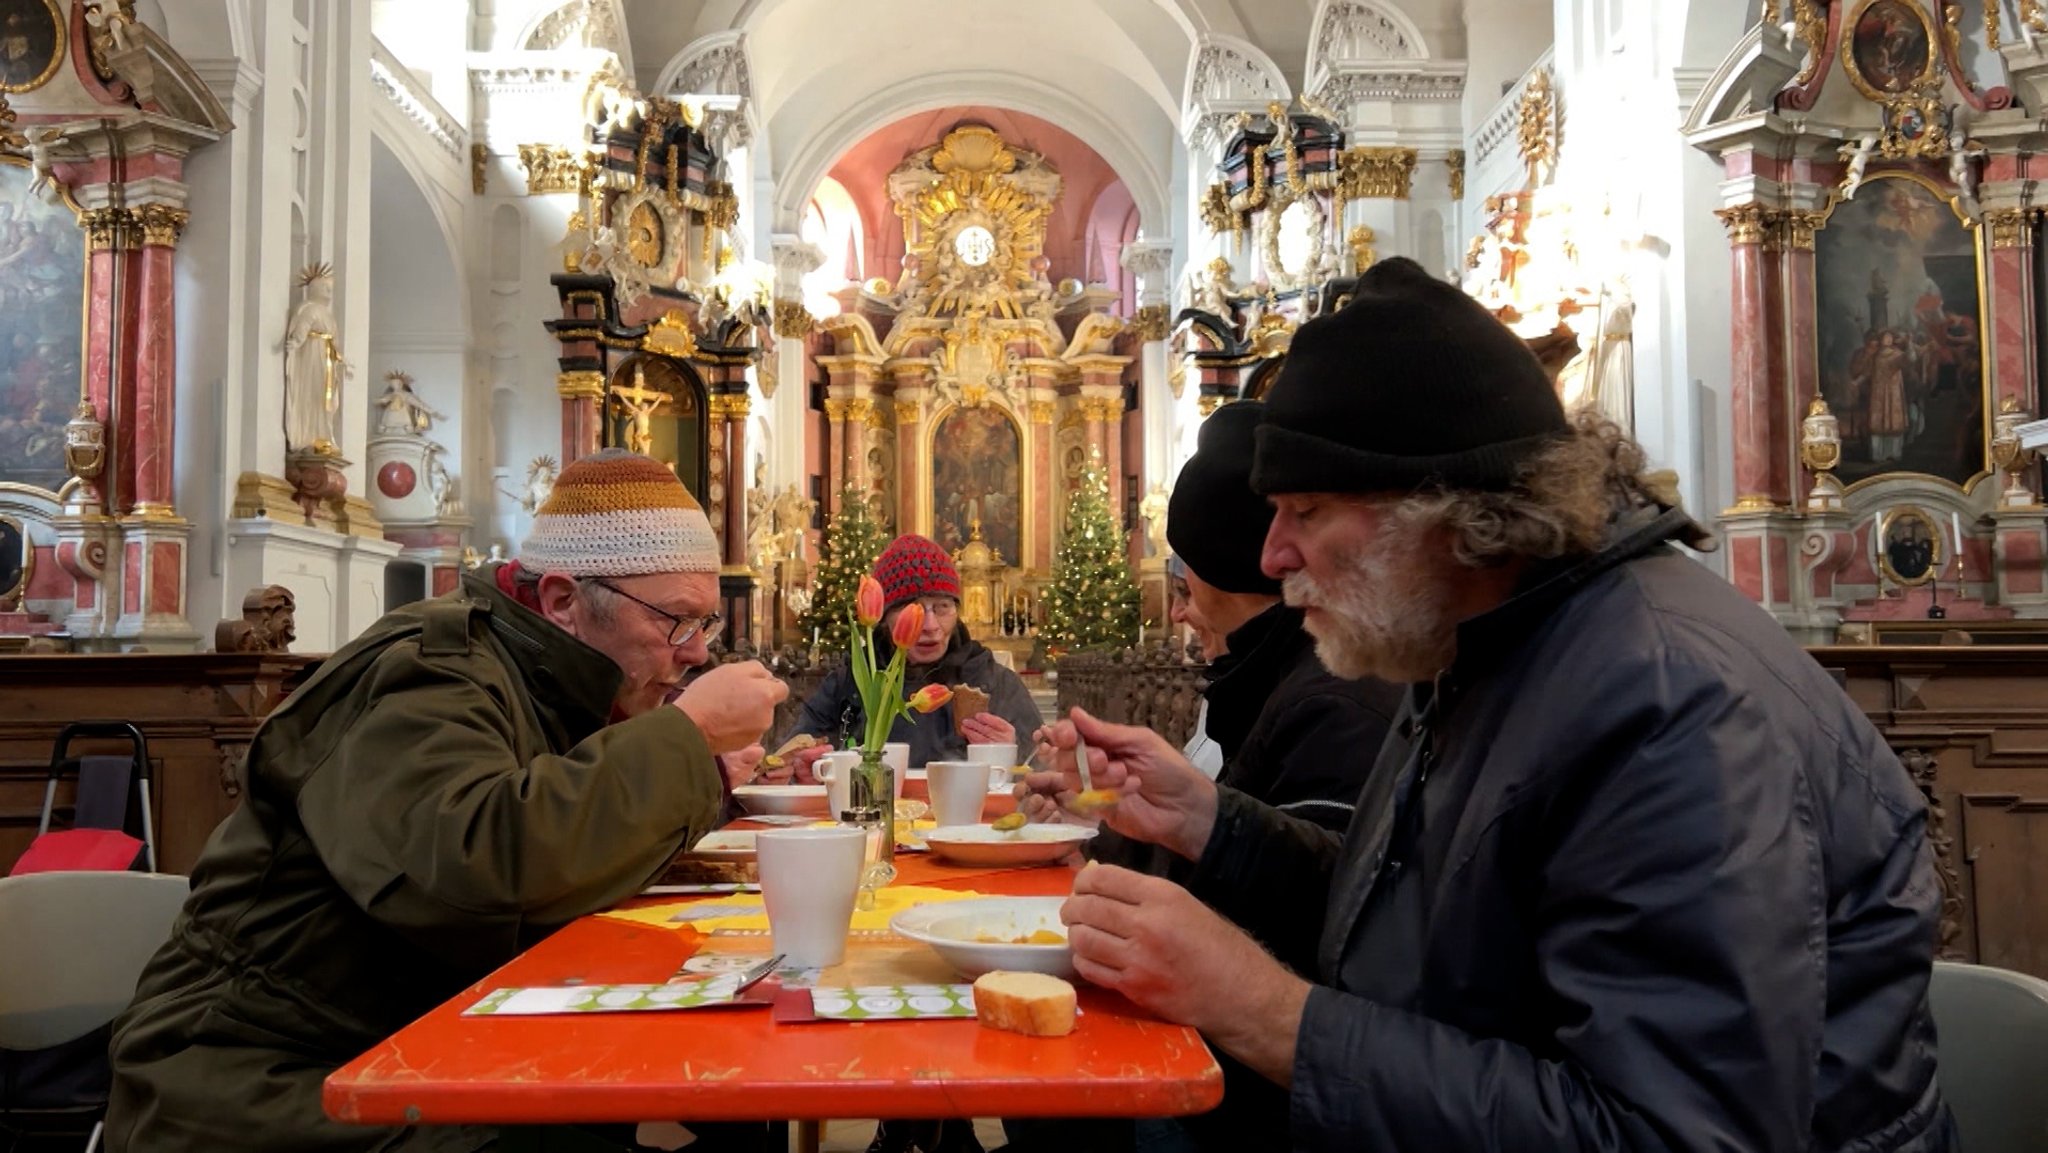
[1008,402,1399,1153]
[1043,258,1955,1152]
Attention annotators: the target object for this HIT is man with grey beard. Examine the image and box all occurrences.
[1033,259,1955,1152]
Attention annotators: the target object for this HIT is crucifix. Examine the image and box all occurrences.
[609,365,670,456]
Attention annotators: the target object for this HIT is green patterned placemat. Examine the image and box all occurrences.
[808,984,977,1021]
[465,975,744,1016]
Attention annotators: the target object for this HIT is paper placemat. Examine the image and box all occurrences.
[465,975,750,1016]
[809,985,977,1021]
[602,884,987,933]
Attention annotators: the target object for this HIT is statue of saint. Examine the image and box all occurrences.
[283,264,349,455]
[374,370,444,436]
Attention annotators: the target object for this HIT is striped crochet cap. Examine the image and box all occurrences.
[873,534,961,611]
[518,449,719,576]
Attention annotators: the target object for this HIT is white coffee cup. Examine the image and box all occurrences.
[816,750,862,818]
[755,826,868,968]
[926,761,990,828]
[883,742,910,799]
[967,742,1018,791]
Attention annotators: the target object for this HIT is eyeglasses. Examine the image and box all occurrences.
[917,597,958,620]
[585,579,724,647]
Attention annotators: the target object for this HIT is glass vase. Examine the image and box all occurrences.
[843,747,896,908]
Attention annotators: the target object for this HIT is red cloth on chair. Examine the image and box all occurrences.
[10,827,145,875]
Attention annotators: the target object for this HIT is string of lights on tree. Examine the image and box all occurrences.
[798,484,889,654]
[1040,464,1141,652]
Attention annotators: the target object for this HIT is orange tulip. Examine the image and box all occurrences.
[855,575,885,627]
[890,601,926,648]
[907,683,953,714]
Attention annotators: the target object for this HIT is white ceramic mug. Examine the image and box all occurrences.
[755,826,868,968]
[967,742,1018,791]
[926,761,990,828]
[816,750,862,819]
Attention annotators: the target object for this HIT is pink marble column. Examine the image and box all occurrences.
[1030,400,1055,570]
[894,396,922,537]
[825,401,848,507]
[1782,213,1822,495]
[130,207,186,511]
[1720,205,1779,508]
[1983,210,2038,414]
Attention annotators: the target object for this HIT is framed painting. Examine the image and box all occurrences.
[1842,0,1938,101]
[0,0,64,94]
[1813,172,1987,489]
[0,155,85,494]
[930,405,1022,564]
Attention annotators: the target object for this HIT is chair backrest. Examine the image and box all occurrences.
[40,722,156,871]
[0,871,188,1051]
[1929,960,2048,1153]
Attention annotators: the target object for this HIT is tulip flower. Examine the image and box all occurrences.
[906,683,953,714]
[889,601,926,649]
[855,575,885,627]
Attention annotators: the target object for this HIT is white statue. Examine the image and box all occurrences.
[1558,287,1636,430]
[488,543,507,563]
[282,263,349,455]
[1839,134,1877,201]
[84,0,138,54]
[374,370,445,436]
[1948,132,1984,221]
[505,455,558,514]
[598,86,646,135]
[426,449,460,518]
[25,129,65,206]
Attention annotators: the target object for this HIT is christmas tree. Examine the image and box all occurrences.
[1041,465,1141,651]
[798,484,889,654]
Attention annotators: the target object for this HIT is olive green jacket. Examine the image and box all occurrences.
[105,570,725,1153]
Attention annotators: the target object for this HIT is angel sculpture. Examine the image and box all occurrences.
[25,129,65,206]
[1839,134,1877,201]
[1948,131,1984,221]
[84,0,138,54]
[502,455,558,515]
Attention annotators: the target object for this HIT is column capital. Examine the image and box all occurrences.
[556,370,606,399]
[137,204,190,248]
[1715,203,1771,246]
[81,206,141,252]
[771,298,816,339]
[1985,207,2037,249]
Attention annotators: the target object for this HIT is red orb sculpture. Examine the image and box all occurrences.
[377,460,417,499]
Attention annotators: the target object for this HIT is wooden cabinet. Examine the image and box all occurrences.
[1813,647,2048,980]
[0,654,319,874]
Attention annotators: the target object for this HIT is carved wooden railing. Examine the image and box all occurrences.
[1052,642,1210,751]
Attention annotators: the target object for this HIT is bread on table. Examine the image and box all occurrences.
[950,684,991,726]
[973,970,1077,1037]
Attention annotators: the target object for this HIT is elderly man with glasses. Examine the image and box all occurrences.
[106,450,805,1153]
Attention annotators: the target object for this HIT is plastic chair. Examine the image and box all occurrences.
[1929,960,2048,1153]
[0,870,188,1151]
[35,722,156,873]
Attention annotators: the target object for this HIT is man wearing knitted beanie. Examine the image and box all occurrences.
[108,450,798,1153]
[1051,260,1953,1151]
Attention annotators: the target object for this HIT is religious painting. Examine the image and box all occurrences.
[1814,173,1985,488]
[1877,506,1942,585]
[930,405,1022,564]
[0,514,25,610]
[605,355,706,498]
[0,0,63,94]
[1844,0,1936,98]
[0,157,85,494]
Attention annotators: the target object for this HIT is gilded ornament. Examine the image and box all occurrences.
[2027,0,2048,35]
[893,399,922,424]
[1985,208,2033,250]
[1028,400,1057,424]
[518,144,582,195]
[137,204,189,248]
[1198,393,1228,417]
[1131,305,1170,343]
[1079,397,1124,424]
[470,143,488,195]
[1800,396,1845,509]
[844,397,879,428]
[1759,0,1780,25]
[1337,147,1419,200]
[1791,0,1827,86]
[81,206,138,252]
[1446,149,1465,200]
[824,398,849,422]
[64,401,106,483]
[1715,204,1769,246]
[1780,209,1823,252]
[1346,224,1378,271]
[1516,68,1558,186]
[625,200,665,267]
[0,93,22,152]
[707,393,751,421]
[1988,0,2001,48]
[772,299,816,339]
[642,309,698,359]
[555,370,605,400]
[1200,182,1239,236]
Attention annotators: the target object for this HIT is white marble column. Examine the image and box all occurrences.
[1120,240,1179,491]
[770,235,826,492]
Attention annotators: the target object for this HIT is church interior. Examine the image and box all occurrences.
[4,0,2048,1147]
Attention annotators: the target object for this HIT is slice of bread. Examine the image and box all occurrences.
[973,970,1077,1037]
[951,684,991,726]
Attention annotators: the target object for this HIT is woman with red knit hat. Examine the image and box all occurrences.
[786,533,1041,777]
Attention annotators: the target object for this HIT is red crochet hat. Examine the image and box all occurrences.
[873,534,961,611]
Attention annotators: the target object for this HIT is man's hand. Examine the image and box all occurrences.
[1041,708,1220,859]
[721,744,765,790]
[1062,864,1311,1086]
[960,712,1016,745]
[672,661,788,755]
[755,740,835,785]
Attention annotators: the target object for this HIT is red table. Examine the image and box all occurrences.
[323,855,1222,1141]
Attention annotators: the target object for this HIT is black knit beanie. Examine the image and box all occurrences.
[1166,401,1282,596]
[1251,257,1570,495]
